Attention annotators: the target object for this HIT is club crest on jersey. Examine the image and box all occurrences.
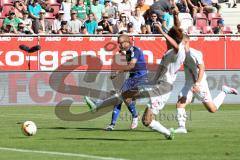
[130,47,135,58]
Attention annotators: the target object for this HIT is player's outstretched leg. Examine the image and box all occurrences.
[106,103,123,131]
[222,85,238,95]
[175,85,238,133]
[84,96,97,112]
[204,85,238,113]
[142,107,175,140]
[84,93,123,112]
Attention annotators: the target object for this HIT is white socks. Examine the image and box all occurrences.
[149,120,170,136]
[176,108,187,128]
[213,91,226,110]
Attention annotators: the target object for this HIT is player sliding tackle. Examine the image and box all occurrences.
[85,10,185,140]
[174,35,238,134]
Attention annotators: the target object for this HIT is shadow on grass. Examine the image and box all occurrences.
[39,127,153,132]
[61,137,164,141]
[11,136,31,139]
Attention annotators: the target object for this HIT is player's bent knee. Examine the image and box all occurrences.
[207,108,217,113]
[142,108,153,127]
[142,116,152,127]
[177,97,187,104]
[203,103,217,113]
[125,98,132,105]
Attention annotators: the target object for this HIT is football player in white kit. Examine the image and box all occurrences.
[85,10,186,139]
[140,12,186,140]
[175,34,239,134]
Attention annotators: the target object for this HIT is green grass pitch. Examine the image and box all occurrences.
[0,104,239,160]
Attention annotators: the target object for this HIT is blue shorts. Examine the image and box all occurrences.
[121,75,148,93]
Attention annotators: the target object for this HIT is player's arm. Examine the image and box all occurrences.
[121,58,137,72]
[152,64,167,83]
[110,58,137,79]
[195,63,205,84]
[155,23,179,53]
[192,52,205,93]
[173,8,181,28]
[192,63,205,93]
[154,9,181,53]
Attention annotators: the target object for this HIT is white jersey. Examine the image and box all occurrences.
[149,43,185,115]
[179,47,212,103]
[159,43,186,84]
[184,48,207,85]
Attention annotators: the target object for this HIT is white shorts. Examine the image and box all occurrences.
[179,80,212,103]
[147,92,171,115]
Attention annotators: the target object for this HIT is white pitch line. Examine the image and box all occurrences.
[0,147,127,160]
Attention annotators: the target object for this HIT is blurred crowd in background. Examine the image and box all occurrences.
[0,0,239,35]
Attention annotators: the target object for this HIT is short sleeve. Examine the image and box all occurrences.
[162,14,168,21]
[131,48,140,60]
[28,5,33,14]
[195,51,204,65]
[177,43,186,63]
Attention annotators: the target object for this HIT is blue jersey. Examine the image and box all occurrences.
[125,46,148,78]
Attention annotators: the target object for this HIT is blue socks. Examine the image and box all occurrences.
[110,102,138,126]
[127,101,138,118]
[110,103,122,125]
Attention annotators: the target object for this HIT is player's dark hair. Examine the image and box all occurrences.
[168,26,184,44]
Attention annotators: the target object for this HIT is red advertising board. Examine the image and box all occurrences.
[0,36,239,71]
[0,37,38,70]
[226,36,240,69]
[190,37,225,69]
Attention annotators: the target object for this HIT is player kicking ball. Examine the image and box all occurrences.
[86,34,149,131]
[175,34,238,134]
[85,10,186,140]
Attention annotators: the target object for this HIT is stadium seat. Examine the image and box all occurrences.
[0,0,12,6]
[202,26,214,34]
[0,17,4,28]
[2,4,14,16]
[195,13,208,29]
[223,26,233,34]
[210,17,222,28]
[188,26,202,34]
[208,13,222,28]
[179,13,193,33]
[45,12,55,24]
[208,13,221,21]
[45,12,54,18]
[49,0,60,5]
[195,13,207,19]
[50,4,60,16]
[46,17,54,25]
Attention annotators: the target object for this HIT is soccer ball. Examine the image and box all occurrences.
[21,121,37,136]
